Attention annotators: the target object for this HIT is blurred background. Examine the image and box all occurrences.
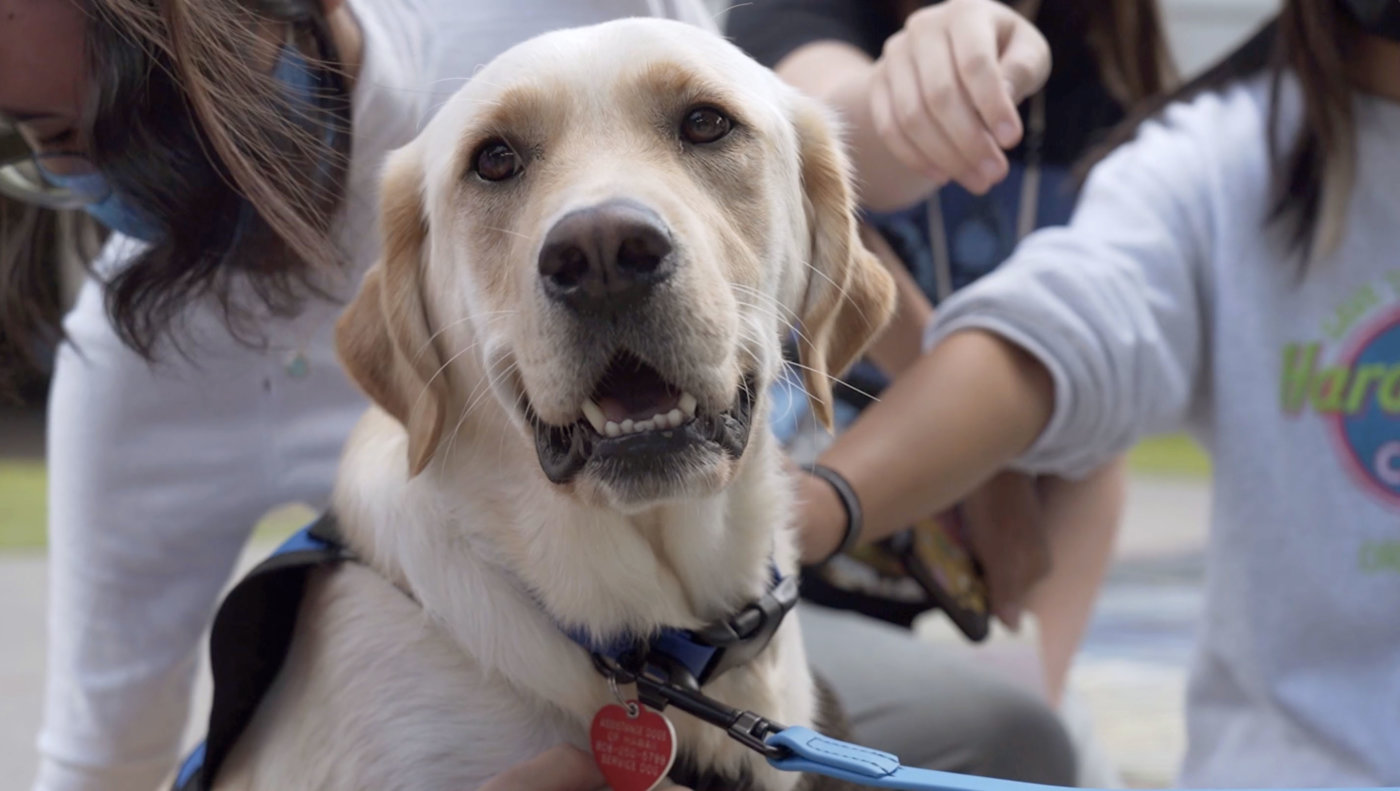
[0,1,1277,787]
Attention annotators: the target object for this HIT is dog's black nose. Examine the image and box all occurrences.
[538,200,674,313]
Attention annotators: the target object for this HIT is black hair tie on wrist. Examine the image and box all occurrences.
[803,463,863,566]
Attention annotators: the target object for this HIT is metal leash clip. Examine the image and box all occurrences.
[617,651,790,760]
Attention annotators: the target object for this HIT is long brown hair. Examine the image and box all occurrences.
[1073,0,1177,105]
[0,0,352,387]
[1082,0,1360,262]
[0,200,105,398]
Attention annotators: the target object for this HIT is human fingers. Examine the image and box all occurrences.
[943,0,1050,150]
[907,18,1007,193]
[869,41,949,185]
[478,745,606,791]
[960,471,1051,630]
[996,1,1053,107]
[877,30,972,183]
[945,2,1026,152]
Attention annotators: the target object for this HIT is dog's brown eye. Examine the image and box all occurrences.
[681,107,732,145]
[474,139,521,182]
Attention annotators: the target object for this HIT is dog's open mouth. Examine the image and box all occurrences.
[530,352,756,485]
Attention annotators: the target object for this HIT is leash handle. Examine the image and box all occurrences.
[766,727,1400,791]
[768,727,1044,791]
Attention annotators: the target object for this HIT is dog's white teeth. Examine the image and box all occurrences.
[679,392,698,418]
[603,406,695,437]
[581,400,607,434]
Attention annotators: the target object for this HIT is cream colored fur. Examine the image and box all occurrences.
[213,18,894,791]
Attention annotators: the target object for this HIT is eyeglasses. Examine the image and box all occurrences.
[0,117,106,211]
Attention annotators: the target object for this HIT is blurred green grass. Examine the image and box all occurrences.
[0,461,46,550]
[0,460,309,551]
[0,435,1211,552]
[1126,433,1212,479]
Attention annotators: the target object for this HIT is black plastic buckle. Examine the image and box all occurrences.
[726,710,783,758]
[689,574,799,683]
[627,653,790,761]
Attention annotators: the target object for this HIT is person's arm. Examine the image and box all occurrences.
[773,0,1051,210]
[799,329,1055,560]
[798,95,1221,564]
[858,224,935,377]
[34,239,274,791]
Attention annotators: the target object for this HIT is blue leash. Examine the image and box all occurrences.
[770,726,1055,790]
[765,726,1400,791]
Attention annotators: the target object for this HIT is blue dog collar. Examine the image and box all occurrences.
[557,562,798,687]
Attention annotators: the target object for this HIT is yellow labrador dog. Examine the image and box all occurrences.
[215,17,894,791]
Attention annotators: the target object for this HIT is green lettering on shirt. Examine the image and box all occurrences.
[1345,365,1391,414]
[1312,366,1350,413]
[1381,368,1400,413]
[1282,344,1400,416]
[1281,343,1319,413]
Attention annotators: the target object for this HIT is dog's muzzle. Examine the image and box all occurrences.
[526,199,758,489]
[530,353,757,485]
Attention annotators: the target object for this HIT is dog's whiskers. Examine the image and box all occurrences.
[414,337,490,413]
[413,310,517,364]
[496,386,530,466]
[801,258,876,329]
[731,294,815,354]
[444,356,521,467]
[481,225,533,241]
[445,368,508,461]
[712,2,752,23]
[732,317,883,414]
[779,356,880,404]
[729,285,818,351]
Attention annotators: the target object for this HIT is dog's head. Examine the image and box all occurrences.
[336,19,895,509]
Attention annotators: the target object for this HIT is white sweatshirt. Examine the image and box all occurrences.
[34,3,714,791]
[928,74,1400,786]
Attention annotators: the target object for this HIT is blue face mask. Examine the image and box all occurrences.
[39,43,325,244]
[34,165,165,242]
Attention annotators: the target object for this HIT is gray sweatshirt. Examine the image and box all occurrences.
[927,74,1400,786]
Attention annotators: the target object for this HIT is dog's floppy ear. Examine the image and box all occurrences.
[335,145,449,476]
[792,97,898,431]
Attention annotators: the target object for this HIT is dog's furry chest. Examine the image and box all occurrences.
[215,561,847,791]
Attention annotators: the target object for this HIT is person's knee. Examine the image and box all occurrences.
[867,671,1079,784]
[968,684,1078,785]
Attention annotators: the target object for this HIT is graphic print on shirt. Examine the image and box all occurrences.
[1281,269,1400,515]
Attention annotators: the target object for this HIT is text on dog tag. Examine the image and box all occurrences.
[590,701,677,791]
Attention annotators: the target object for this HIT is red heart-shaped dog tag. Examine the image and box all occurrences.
[590,701,677,791]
